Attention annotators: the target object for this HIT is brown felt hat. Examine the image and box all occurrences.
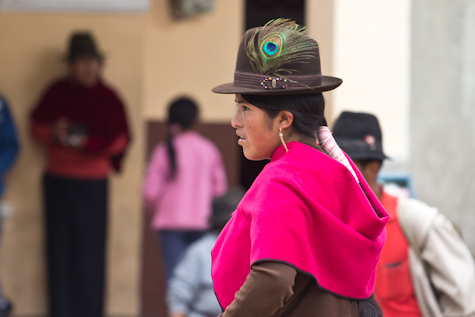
[65,32,104,62]
[212,19,342,95]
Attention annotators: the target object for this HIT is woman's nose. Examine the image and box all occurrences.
[231,111,242,128]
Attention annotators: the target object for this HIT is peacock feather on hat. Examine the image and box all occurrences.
[212,17,342,95]
[246,18,319,79]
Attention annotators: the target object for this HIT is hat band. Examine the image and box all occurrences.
[234,71,322,90]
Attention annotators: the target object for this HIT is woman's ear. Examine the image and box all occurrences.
[279,110,294,129]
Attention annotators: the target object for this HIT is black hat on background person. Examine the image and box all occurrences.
[211,187,246,231]
[332,111,389,161]
[65,32,104,62]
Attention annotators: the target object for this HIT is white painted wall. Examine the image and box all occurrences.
[410,0,475,251]
[331,0,411,162]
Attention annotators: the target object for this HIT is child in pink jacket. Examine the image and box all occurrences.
[142,97,227,279]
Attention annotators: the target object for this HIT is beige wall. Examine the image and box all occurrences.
[306,0,337,120]
[331,0,411,160]
[142,0,244,123]
[308,0,411,159]
[0,0,244,315]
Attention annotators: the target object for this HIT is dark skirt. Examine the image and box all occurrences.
[43,173,108,317]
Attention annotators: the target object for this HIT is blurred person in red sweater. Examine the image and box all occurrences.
[30,32,130,317]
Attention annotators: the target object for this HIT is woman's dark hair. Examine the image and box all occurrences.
[241,93,327,138]
[166,97,199,179]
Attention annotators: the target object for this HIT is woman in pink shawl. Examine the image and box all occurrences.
[210,19,389,316]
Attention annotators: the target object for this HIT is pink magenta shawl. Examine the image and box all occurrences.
[211,141,389,309]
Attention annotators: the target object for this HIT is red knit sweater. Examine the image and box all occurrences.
[30,78,130,179]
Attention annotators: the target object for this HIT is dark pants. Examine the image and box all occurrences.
[158,230,205,280]
[44,174,108,317]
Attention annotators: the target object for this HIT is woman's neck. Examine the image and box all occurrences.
[287,133,325,154]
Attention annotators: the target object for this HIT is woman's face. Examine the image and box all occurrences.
[231,94,282,161]
[69,56,101,87]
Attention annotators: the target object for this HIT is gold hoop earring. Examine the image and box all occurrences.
[279,127,289,153]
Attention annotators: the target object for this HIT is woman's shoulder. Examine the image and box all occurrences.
[264,143,335,178]
[43,78,69,92]
[187,131,213,142]
[96,79,123,100]
[181,131,220,150]
[33,79,71,104]
[250,143,351,202]
[149,142,167,159]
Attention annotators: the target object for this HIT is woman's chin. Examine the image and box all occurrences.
[242,149,255,161]
[243,149,267,161]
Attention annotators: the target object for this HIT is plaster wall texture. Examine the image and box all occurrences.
[410,0,475,251]
[306,0,337,120]
[142,0,243,123]
[331,0,411,161]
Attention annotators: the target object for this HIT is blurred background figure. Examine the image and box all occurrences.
[333,111,475,317]
[0,94,19,317]
[142,97,227,280]
[29,32,131,317]
[167,186,245,317]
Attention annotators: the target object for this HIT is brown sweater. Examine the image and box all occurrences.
[220,262,379,317]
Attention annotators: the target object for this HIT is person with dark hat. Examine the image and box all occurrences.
[332,112,388,197]
[333,111,475,317]
[167,187,245,317]
[210,18,389,316]
[30,31,131,317]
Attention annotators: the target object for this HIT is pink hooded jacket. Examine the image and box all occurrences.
[212,141,389,309]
